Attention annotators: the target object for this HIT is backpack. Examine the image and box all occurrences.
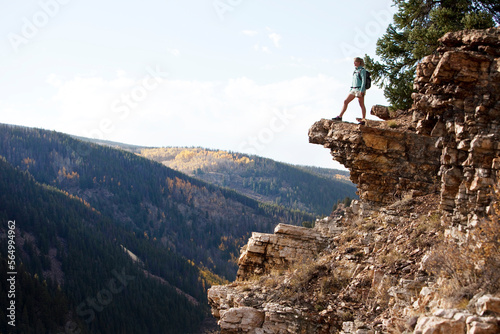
[357,69,372,90]
[365,70,372,89]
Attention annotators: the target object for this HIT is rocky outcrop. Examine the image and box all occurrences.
[208,223,332,333]
[309,120,441,206]
[411,27,500,225]
[208,285,318,334]
[236,223,328,281]
[414,295,500,334]
[309,27,500,226]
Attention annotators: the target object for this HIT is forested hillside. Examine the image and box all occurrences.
[139,147,357,216]
[0,156,204,333]
[0,123,323,333]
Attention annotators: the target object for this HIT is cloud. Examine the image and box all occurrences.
[46,74,62,87]
[254,43,271,54]
[242,30,258,36]
[168,48,181,57]
[268,32,281,48]
[265,27,282,48]
[245,28,281,52]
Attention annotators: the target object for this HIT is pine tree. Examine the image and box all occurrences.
[365,0,497,110]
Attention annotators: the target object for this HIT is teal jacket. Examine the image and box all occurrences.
[351,66,367,93]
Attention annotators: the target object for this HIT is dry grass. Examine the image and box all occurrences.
[424,216,500,307]
[411,212,443,248]
[387,120,399,128]
[256,255,355,308]
[379,248,404,266]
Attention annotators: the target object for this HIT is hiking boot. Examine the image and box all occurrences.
[332,116,342,121]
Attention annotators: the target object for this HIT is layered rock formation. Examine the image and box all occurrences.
[308,120,441,207]
[412,28,500,225]
[207,28,499,334]
[310,27,500,227]
[236,224,328,281]
[208,223,333,332]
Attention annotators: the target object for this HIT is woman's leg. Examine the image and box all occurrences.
[358,94,366,120]
[338,93,356,118]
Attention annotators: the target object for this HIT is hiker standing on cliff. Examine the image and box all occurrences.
[333,57,367,125]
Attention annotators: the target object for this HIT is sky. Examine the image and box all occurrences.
[1,0,396,169]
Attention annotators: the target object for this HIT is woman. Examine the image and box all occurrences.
[333,57,367,125]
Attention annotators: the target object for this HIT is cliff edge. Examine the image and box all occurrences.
[207,28,500,334]
[310,27,500,227]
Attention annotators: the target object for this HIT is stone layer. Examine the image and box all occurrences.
[309,120,441,206]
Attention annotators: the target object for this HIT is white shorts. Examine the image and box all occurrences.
[349,88,364,98]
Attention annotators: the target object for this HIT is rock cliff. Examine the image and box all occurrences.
[207,28,499,334]
[310,27,500,227]
[308,120,441,207]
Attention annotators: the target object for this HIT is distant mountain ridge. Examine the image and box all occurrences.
[72,138,356,217]
[138,147,356,216]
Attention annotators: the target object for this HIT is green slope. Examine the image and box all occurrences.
[0,156,204,334]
